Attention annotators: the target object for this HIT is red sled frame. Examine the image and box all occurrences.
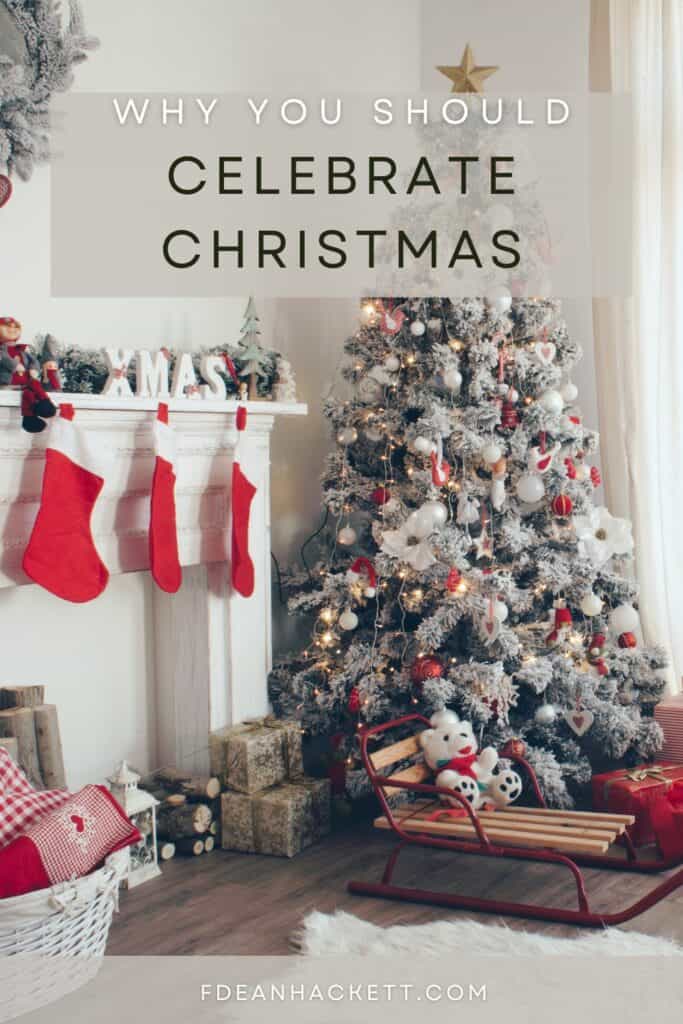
[347,714,683,927]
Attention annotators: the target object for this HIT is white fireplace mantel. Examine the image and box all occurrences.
[0,391,307,773]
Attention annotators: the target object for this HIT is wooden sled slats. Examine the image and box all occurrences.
[386,763,431,785]
[369,735,422,770]
[374,800,634,856]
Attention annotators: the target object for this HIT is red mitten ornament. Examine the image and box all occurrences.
[23,405,110,602]
[149,403,182,593]
[231,406,257,597]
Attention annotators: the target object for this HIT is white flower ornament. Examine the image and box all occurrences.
[573,506,634,566]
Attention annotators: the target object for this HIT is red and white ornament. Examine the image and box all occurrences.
[348,556,377,597]
[551,494,573,518]
[430,437,451,487]
[410,655,444,684]
[379,307,405,336]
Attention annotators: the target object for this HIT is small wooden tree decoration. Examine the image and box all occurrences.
[236,297,270,400]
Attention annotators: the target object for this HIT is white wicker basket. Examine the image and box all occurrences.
[0,850,128,1023]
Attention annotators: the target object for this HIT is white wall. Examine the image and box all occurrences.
[1,0,599,787]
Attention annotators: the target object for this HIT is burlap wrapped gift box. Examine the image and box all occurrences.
[221,778,331,858]
[209,717,304,794]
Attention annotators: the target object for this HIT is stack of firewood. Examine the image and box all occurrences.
[0,686,66,790]
[141,768,221,857]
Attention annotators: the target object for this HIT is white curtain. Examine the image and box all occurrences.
[594,0,683,690]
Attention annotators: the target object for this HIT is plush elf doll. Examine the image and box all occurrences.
[0,317,57,433]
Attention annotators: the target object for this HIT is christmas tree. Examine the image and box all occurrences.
[269,297,668,808]
[233,297,270,399]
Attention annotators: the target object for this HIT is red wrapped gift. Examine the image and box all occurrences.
[649,780,683,858]
[592,762,683,847]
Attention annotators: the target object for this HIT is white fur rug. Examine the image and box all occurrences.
[295,910,682,957]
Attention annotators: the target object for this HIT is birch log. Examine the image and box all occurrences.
[0,737,19,763]
[157,803,212,840]
[33,705,67,790]
[0,709,43,788]
[0,686,46,709]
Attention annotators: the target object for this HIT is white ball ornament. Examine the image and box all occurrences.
[516,473,545,503]
[443,367,463,393]
[580,591,604,617]
[337,525,357,546]
[409,320,426,337]
[609,604,639,635]
[365,586,376,598]
[535,703,557,726]
[421,500,448,527]
[413,436,433,455]
[406,508,435,540]
[384,354,400,372]
[481,442,503,465]
[339,609,359,631]
[539,389,564,415]
[493,599,508,622]
[337,427,358,445]
[561,381,579,403]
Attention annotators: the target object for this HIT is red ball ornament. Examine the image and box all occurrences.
[446,567,462,593]
[590,466,602,488]
[618,631,637,649]
[501,738,526,759]
[595,658,609,676]
[410,655,444,684]
[551,494,573,517]
[371,486,391,506]
[564,457,577,480]
[347,687,361,714]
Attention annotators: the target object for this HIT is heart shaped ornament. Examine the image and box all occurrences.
[534,340,556,365]
[0,174,12,209]
[481,613,501,646]
[565,708,594,737]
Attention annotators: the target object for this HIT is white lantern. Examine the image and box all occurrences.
[108,761,162,889]
[481,442,503,465]
[339,608,359,631]
[539,389,564,415]
[516,473,545,503]
[337,525,357,546]
[609,604,639,635]
[580,591,604,617]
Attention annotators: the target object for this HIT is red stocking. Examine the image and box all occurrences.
[231,406,256,597]
[149,403,182,593]
[22,405,109,602]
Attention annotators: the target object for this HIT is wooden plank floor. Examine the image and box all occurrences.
[107,825,683,955]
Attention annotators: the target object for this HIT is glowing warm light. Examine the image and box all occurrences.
[321,631,334,645]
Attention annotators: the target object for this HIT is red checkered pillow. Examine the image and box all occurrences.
[0,788,71,848]
[0,785,141,899]
[0,746,33,794]
[0,747,69,848]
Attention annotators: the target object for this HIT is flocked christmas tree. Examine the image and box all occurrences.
[270,296,668,808]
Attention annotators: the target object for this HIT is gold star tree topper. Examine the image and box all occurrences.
[437,44,499,94]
